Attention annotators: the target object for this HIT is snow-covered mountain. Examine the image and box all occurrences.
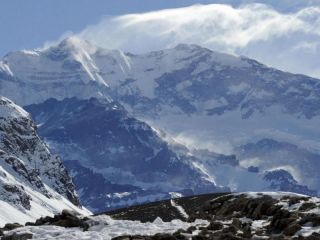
[25,97,316,212]
[25,97,226,212]
[0,37,319,198]
[2,37,319,119]
[0,97,89,225]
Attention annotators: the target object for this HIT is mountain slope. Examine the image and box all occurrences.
[25,97,225,212]
[1,37,320,196]
[2,37,319,119]
[0,97,89,225]
[26,97,316,211]
[0,37,111,105]
[236,139,320,193]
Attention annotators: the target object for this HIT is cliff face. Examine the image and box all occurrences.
[0,97,87,225]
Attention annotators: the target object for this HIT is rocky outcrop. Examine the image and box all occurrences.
[25,209,91,230]
[0,97,86,225]
[1,210,93,239]
[0,97,80,206]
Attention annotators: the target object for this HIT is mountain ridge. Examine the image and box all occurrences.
[0,96,89,225]
[0,37,319,207]
[25,97,227,212]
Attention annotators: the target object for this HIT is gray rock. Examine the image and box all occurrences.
[1,233,33,240]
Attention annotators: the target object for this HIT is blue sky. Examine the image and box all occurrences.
[1,0,320,78]
[2,0,319,56]
[0,0,218,57]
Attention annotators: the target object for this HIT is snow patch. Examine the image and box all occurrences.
[5,215,208,240]
[170,199,189,219]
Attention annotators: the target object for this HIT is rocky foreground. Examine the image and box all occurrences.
[1,192,320,239]
[109,192,320,240]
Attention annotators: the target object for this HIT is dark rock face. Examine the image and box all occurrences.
[264,169,317,196]
[2,185,31,210]
[0,97,81,214]
[25,97,226,212]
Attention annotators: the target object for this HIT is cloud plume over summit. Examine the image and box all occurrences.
[49,3,320,78]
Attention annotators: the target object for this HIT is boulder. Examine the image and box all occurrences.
[1,233,33,240]
[3,223,23,231]
[299,202,317,212]
[283,223,302,236]
[207,221,223,231]
[299,214,320,227]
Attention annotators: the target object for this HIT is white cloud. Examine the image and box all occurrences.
[55,3,320,78]
[77,4,304,50]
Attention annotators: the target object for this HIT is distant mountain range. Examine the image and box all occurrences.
[0,37,319,213]
[25,97,224,212]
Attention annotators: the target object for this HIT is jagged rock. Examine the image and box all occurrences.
[231,218,242,229]
[34,216,53,225]
[23,209,90,231]
[241,225,252,239]
[251,199,275,219]
[265,205,283,216]
[1,233,33,240]
[0,97,83,224]
[172,231,189,240]
[299,214,320,227]
[299,202,317,211]
[2,185,31,210]
[2,223,23,231]
[186,226,197,233]
[153,233,177,240]
[111,236,131,240]
[283,223,302,236]
[210,232,242,240]
[304,232,320,240]
[207,221,223,231]
[51,213,90,230]
[287,196,310,206]
[222,225,238,235]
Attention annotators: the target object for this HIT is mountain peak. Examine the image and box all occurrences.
[56,36,98,54]
[173,43,204,51]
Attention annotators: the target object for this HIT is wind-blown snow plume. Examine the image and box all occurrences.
[61,3,320,78]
